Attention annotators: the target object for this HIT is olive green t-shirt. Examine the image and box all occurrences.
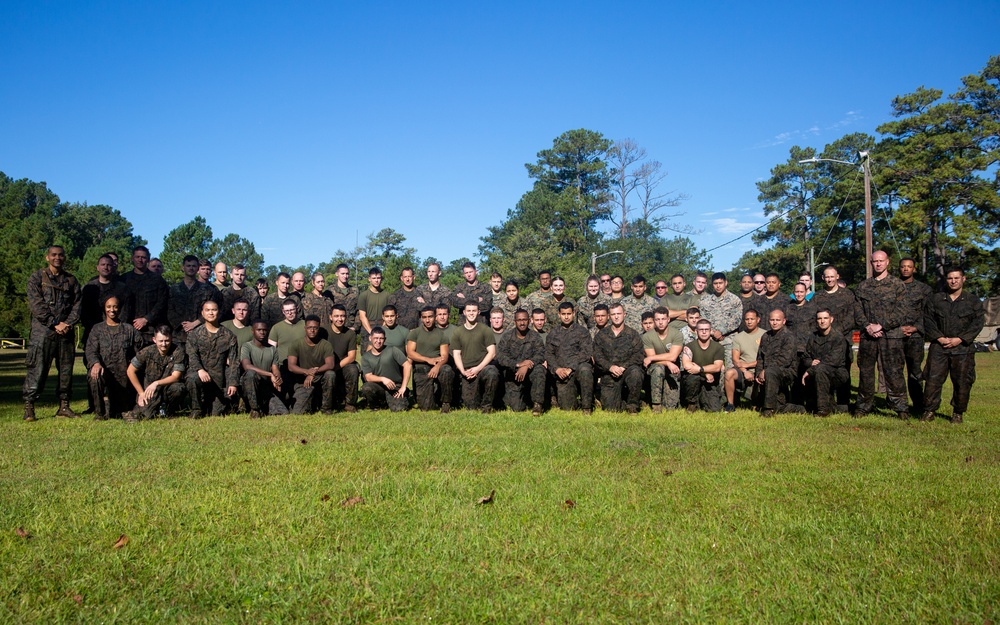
[450,322,495,369]
[287,338,334,370]
[407,326,449,359]
[268,320,306,364]
[361,346,407,385]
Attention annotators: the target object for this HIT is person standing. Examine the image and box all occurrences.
[921,267,984,424]
[389,267,422,330]
[699,272,743,369]
[220,264,260,323]
[325,264,360,333]
[899,258,933,412]
[167,255,223,346]
[620,275,657,333]
[121,245,169,344]
[415,262,452,310]
[23,245,82,421]
[853,251,909,419]
[451,262,491,321]
[357,267,391,346]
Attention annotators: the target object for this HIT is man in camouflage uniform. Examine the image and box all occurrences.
[811,266,856,339]
[593,303,644,413]
[325,264,360,333]
[85,295,144,420]
[185,300,239,417]
[546,301,595,413]
[126,325,187,421]
[921,266,984,424]
[784,282,817,347]
[220,264,260,323]
[81,253,133,413]
[699,272,743,369]
[168,255,224,347]
[756,273,788,323]
[262,272,297,328]
[406,306,455,412]
[853,251,909,419]
[620,275,657,333]
[389,267,422,330]
[756,309,802,417]
[590,304,610,339]
[415,262,452,311]
[524,270,553,313]
[800,308,851,416]
[899,258,933,412]
[23,245,82,421]
[496,309,547,415]
[451,262,492,322]
[534,276,571,329]
[121,245,169,344]
[643,307,684,412]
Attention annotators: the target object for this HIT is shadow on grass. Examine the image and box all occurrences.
[0,349,85,407]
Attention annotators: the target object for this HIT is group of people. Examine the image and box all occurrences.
[22,244,984,424]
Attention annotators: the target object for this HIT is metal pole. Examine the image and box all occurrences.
[862,152,873,278]
[809,246,815,294]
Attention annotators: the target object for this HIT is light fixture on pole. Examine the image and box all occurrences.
[591,250,624,275]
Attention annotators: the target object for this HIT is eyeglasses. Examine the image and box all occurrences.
[754,280,765,284]
[655,285,668,289]
[601,279,611,283]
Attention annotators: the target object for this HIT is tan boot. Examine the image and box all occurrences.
[24,402,36,422]
[55,398,79,418]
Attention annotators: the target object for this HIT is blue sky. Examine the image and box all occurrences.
[2,1,997,276]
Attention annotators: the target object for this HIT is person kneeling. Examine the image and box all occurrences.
[681,319,725,412]
[126,325,187,421]
[361,326,412,412]
[287,315,337,414]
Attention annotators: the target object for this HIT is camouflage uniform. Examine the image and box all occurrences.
[497,297,528,329]
[185,325,239,416]
[524,289,552,316]
[220,284,260,322]
[167,281,222,345]
[535,295,572,329]
[85,321,143,419]
[757,326,799,413]
[325,285,360,332]
[81,277,133,357]
[389,287,423,330]
[576,293,610,330]
[922,290,984,416]
[620,294,657,333]
[545,323,594,411]
[698,290,743,369]
[900,279,933,411]
[593,326,645,412]
[262,293,301,328]
[811,288,856,339]
[660,292,696,330]
[739,292,766,332]
[414,283,452,310]
[784,300,817,354]
[756,293,788,325]
[642,327,684,409]
[800,329,851,414]
[854,275,908,414]
[301,291,334,327]
[130,343,187,419]
[23,267,82,407]
[495,328,547,411]
[452,282,492,320]
[121,270,169,342]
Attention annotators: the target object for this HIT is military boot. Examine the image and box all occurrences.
[55,398,80,418]
[24,402,37,422]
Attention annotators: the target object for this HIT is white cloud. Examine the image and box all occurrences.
[707,217,762,234]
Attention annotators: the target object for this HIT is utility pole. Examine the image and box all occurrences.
[591,250,624,275]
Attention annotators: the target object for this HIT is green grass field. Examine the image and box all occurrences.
[2,350,999,623]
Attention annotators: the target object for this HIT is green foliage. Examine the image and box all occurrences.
[599,220,710,284]
[0,173,145,336]
[160,217,266,284]
[315,228,420,291]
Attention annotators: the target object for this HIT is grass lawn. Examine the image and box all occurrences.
[2,350,999,623]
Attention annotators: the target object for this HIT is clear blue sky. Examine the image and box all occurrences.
[2,1,997,275]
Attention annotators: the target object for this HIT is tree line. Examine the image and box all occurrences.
[2,55,996,337]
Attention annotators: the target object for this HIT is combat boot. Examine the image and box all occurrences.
[24,402,36,422]
[55,399,79,418]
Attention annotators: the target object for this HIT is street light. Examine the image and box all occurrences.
[798,151,873,278]
[591,250,624,275]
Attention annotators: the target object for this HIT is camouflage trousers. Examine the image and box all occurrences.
[187,374,234,416]
[87,370,135,419]
[902,334,926,412]
[412,363,456,411]
[333,364,361,409]
[292,371,337,414]
[360,381,409,412]
[457,364,500,410]
[23,332,75,403]
[803,364,849,414]
[599,365,644,412]
[760,365,798,412]
[502,365,546,411]
[923,344,976,414]
[554,362,594,411]
[133,382,187,419]
[681,373,722,412]
[856,337,907,413]
[241,370,289,415]
[646,363,681,409]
